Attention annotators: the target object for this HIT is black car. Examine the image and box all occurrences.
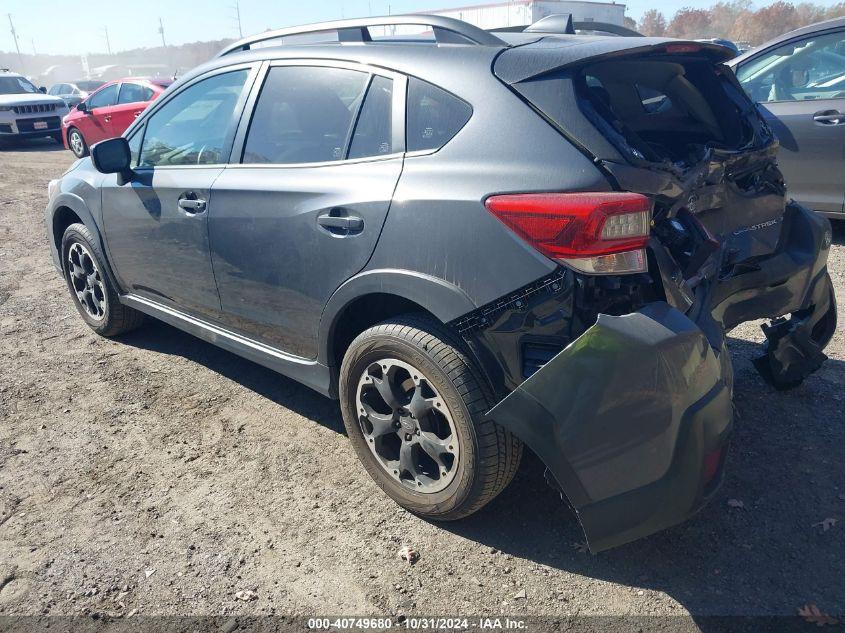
[45,15,836,552]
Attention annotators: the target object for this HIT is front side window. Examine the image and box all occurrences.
[406,77,472,152]
[737,30,845,103]
[242,66,370,164]
[118,83,153,104]
[87,84,119,109]
[139,69,249,167]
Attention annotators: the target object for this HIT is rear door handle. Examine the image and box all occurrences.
[317,213,364,232]
[178,198,207,214]
[813,111,844,124]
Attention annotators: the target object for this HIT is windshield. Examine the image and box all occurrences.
[0,75,39,95]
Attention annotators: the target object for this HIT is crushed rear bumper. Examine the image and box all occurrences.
[485,203,835,552]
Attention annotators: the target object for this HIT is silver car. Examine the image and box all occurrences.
[730,17,845,218]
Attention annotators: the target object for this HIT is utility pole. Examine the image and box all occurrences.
[31,38,37,56]
[158,17,166,47]
[103,26,112,55]
[232,1,243,38]
[7,14,24,72]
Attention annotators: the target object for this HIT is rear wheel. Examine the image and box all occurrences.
[61,223,144,337]
[339,315,522,520]
[67,127,88,157]
[51,132,63,145]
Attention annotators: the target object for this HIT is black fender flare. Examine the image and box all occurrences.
[317,268,477,367]
[48,193,123,292]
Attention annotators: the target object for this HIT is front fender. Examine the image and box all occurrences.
[485,302,733,552]
[45,192,99,269]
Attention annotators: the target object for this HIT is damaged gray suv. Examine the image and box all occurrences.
[45,15,837,552]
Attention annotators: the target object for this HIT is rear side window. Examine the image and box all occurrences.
[406,78,472,152]
[88,84,118,109]
[118,83,153,104]
[242,66,370,164]
[348,75,394,159]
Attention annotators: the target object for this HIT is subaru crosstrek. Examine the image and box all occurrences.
[45,16,837,552]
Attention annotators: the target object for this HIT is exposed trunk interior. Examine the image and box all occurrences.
[576,55,758,170]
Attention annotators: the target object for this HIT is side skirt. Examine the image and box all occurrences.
[120,294,334,397]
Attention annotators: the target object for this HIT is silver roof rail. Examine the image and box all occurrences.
[217,14,507,57]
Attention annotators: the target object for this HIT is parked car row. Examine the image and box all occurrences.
[1,70,171,157]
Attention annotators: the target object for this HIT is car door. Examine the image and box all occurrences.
[735,28,845,216]
[101,65,257,320]
[78,83,119,144]
[209,62,405,358]
[110,82,154,137]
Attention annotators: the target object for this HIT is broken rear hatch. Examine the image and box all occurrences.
[487,37,836,551]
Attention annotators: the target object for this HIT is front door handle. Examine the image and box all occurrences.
[317,213,364,232]
[813,110,844,124]
[178,197,207,214]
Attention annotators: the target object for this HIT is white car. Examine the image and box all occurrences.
[0,68,70,146]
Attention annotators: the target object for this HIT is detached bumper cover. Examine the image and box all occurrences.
[487,303,732,552]
[485,204,835,552]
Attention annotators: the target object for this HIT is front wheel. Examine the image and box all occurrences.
[339,315,522,520]
[61,223,144,337]
[67,127,88,157]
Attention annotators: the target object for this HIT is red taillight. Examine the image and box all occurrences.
[484,192,651,274]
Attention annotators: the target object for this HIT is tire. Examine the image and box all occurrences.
[61,223,144,337]
[339,314,522,520]
[67,127,88,157]
[51,132,64,145]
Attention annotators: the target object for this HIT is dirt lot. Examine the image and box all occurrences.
[0,141,843,627]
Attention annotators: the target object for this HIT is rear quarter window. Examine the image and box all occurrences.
[406,77,472,152]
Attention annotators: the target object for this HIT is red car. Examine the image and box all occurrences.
[62,77,172,158]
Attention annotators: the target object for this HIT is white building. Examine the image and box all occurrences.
[424,1,627,30]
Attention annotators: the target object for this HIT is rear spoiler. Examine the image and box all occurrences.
[494,38,737,84]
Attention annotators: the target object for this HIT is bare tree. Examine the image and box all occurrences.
[638,9,667,36]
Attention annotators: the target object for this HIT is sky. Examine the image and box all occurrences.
[2,0,844,56]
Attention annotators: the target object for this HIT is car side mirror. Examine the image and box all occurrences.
[91,137,134,185]
[39,86,47,93]
[76,101,88,113]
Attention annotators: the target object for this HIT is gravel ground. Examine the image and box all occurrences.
[0,142,843,627]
